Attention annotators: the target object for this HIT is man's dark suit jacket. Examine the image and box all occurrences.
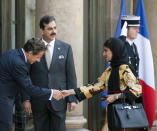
[0,49,51,126]
[23,39,77,112]
[119,36,140,78]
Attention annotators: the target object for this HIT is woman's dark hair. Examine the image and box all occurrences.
[23,37,47,55]
[39,15,56,29]
[106,38,128,96]
[103,39,111,49]
[104,37,128,62]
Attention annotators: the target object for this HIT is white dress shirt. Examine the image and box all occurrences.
[42,39,56,100]
[42,38,55,62]
[22,48,27,62]
[126,38,134,46]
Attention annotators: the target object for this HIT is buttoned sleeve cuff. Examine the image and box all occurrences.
[49,89,53,100]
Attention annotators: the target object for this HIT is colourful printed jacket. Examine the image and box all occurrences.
[74,64,142,101]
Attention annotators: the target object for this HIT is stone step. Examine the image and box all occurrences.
[67,128,89,131]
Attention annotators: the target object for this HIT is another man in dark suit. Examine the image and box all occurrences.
[0,38,63,131]
[119,15,147,131]
[22,15,77,131]
[119,15,144,111]
[119,15,140,78]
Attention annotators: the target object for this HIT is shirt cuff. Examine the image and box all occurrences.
[49,89,53,100]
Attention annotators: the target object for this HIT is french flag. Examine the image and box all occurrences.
[134,0,156,128]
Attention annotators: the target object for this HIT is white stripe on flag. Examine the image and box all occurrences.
[134,34,155,89]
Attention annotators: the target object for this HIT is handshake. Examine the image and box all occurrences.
[53,89,75,100]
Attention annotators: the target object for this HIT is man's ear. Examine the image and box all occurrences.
[28,51,33,56]
[40,29,44,35]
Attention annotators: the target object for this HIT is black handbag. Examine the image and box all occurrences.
[109,102,149,130]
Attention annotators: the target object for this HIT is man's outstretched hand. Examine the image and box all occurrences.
[61,90,71,98]
[61,89,75,98]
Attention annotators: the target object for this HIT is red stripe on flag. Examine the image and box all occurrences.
[139,79,156,128]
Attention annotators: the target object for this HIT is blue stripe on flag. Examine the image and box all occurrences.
[115,0,127,37]
[135,0,149,39]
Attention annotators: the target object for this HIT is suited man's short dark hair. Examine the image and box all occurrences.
[23,37,47,55]
[39,15,56,29]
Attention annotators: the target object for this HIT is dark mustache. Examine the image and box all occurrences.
[50,33,56,36]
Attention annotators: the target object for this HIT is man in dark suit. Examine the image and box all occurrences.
[22,16,77,131]
[0,38,63,131]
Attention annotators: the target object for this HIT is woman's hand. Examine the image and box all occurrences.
[61,89,75,98]
[105,93,121,104]
[105,94,116,104]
